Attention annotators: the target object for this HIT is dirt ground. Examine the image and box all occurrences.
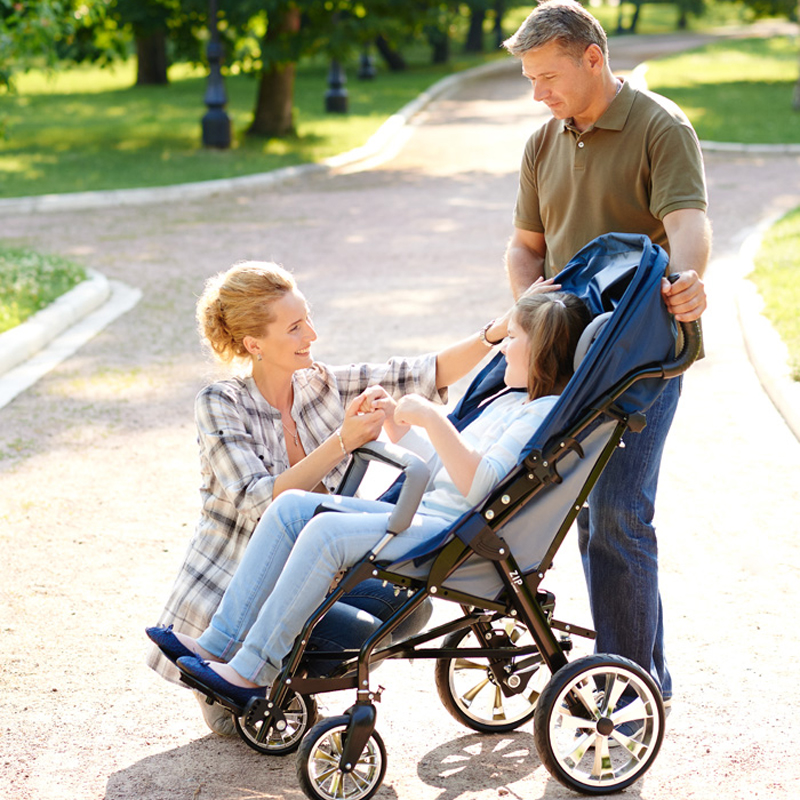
[2,30,800,800]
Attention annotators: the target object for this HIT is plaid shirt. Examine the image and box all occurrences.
[147,354,443,681]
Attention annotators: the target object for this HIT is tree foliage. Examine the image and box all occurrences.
[0,0,120,89]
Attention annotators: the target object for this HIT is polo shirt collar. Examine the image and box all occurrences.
[561,79,636,135]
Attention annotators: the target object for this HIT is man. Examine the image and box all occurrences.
[503,0,711,704]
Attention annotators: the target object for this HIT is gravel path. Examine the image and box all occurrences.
[1,30,799,800]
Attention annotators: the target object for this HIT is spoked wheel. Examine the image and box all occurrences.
[533,654,665,794]
[234,690,318,756]
[297,716,387,800]
[434,618,550,733]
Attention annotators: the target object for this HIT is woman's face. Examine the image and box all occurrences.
[502,315,531,390]
[252,288,317,373]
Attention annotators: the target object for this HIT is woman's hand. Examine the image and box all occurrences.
[340,391,386,453]
[354,386,412,444]
[485,277,561,344]
[520,275,560,298]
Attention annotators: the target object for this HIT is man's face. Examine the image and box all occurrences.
[520,40,601,127]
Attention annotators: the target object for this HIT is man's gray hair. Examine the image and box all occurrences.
[503,0,608,62]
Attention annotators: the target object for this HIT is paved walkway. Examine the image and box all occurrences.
[1,29,800,800]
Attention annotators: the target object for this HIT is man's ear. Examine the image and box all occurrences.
[584,43,605,72]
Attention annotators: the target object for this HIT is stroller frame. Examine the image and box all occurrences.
[180,236,702,798]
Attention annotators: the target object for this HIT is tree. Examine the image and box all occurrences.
[0,0,121,91]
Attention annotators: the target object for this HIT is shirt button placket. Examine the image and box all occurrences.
[575,137,587,170]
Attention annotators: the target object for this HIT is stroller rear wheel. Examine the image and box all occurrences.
[533,654,665,794]
[435,618,548,733]
[235,690,318,756]
[297,715,387,800]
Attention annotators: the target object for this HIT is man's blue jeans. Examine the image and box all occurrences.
[577,378,680,700]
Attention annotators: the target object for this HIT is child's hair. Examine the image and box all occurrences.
[196,260,296,363]
[514,291,592,399]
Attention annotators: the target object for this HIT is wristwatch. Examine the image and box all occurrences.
[479,320,503,347]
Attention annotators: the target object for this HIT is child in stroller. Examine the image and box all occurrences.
[149,233,701,798]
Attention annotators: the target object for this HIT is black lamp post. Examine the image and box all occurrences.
[202,0,231,148]
[357,52,376,80]
[325,59,348,113]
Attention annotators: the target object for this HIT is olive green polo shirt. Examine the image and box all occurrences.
[513,81,708,277]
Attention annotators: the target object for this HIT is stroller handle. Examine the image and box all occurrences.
[660,273,704,379]
[347,441,431,534]
[661,318,702,379]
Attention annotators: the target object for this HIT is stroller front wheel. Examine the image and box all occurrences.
[533,654,665,794]
[297,715,387,800]
[235,690,318,756]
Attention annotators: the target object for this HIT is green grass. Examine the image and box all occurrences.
[644,37,800,144]
[0,52,503,199]
[0,246,87,333]
[751,209,800,381]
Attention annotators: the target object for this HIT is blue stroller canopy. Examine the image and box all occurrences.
[526,232,676,454]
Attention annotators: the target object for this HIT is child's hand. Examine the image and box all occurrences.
[395,394,439,429]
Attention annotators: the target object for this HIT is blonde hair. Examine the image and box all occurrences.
[503,0,609,63]
[196,260,296,363]
[514,292,591,399]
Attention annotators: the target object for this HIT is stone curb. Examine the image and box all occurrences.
[0,269,110,375]
[736,222,800,442]
[0,277,142,410]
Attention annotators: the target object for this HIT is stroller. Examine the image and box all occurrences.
[180,233,702,798]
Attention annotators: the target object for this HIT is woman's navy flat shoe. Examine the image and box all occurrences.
[145,624,195,665]
[176,655,267,712]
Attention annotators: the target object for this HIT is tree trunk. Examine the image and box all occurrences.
[627,2,643,33]
[375,34,406,71]
[248,7,300,138]
[493,0,506,49]
[426,26,450,65]
[248,63,296,137]
[465,8,486,52]
[136,30,169,86]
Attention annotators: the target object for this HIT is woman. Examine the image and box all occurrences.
[147,259,528,731]
[148,291,591,709]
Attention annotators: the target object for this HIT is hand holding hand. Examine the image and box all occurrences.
[340,392,386,453]
[356,385,392,414]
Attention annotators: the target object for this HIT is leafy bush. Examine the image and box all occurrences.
[0,246,87,333]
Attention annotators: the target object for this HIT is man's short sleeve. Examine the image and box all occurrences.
[648,113,707,221]
[513,136,545,233]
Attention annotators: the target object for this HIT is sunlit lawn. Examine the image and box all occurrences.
[752,209,800,380]
[0,53,501,198]
[0,245,86,333]
[644,37,800,144]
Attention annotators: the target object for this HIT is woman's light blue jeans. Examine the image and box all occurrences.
[577,378,680,700]
[196,490,447,685]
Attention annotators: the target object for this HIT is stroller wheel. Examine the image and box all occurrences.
[234,690,318,756]
[297,715,386,800]
[435,618,548,734]
[533,654,665,794]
